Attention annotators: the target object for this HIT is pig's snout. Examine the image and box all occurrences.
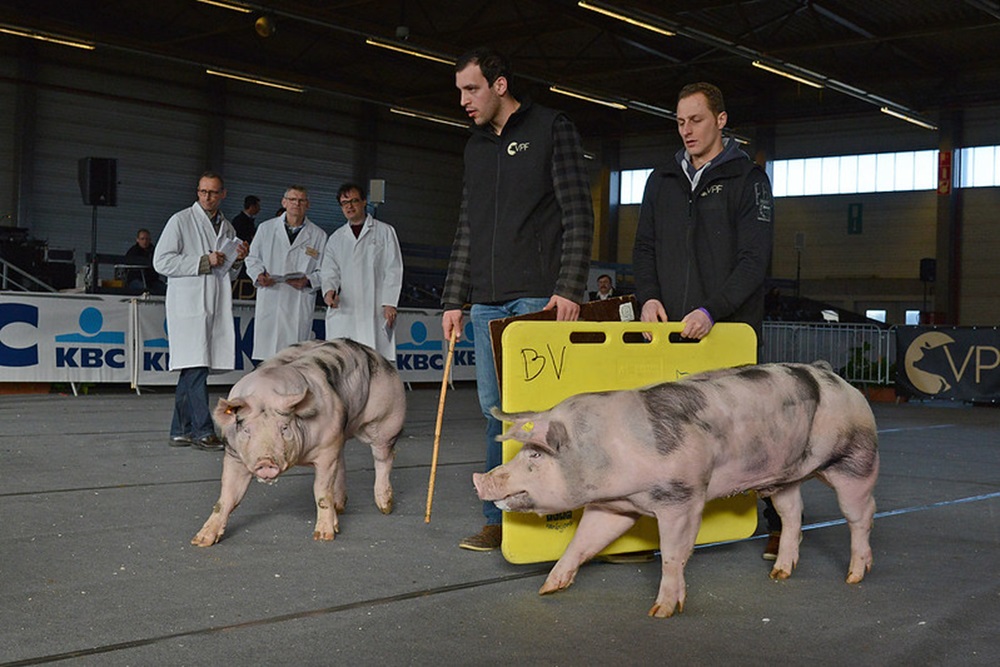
[253,458,282,482]
[472,472,486,499]
[474,469,523,510]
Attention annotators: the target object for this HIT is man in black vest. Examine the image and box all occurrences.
[441,48,594,552]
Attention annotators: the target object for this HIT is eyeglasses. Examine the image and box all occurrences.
[197,189,223,197]
[283,196,309,204]
[339,198,363,207]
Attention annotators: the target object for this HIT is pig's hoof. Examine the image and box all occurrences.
[846,556,872,584]
[846,563,870,584]
[648,601,682,618]
[769,566,792,580]
[191,530,221,547]
[313,529,337,541]
[377,497,393,515]
[539,572,576,595]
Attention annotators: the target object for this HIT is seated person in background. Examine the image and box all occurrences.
[125,228,166,295]
[589,273,615,301]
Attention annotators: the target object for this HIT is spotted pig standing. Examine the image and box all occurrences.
[192,339,405,546]
[474,361,879,618]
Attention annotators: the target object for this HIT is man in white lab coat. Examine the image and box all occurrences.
[321,182,403,361]
[153,171,248,451]
[245,185,327,361]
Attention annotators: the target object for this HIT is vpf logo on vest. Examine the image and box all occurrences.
[507,141,530,156]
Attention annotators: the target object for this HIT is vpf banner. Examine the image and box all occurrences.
[896,326,1000,401]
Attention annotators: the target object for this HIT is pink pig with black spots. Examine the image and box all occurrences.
[192,339,405,547]
[474,361,879,618]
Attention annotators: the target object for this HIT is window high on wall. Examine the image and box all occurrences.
[956,145,1000,188]
[620,168,653,205]
[620,145,1000,203]
[769,150,937,197]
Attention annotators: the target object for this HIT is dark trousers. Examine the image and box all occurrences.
[762,497,782,533]
[170,367,214,439]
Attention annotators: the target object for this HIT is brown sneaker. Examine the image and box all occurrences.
[762,532,781,561]
[459,524,502,551]
[763,531,802,560]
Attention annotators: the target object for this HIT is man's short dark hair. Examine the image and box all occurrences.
[199,170,225,188]
[678,82,726,116]
[338,182,366,201]
[455,47,512,88]
[243,195,260,208]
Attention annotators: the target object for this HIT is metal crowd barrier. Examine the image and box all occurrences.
[760,322,896,385]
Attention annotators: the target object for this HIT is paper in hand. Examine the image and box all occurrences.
[212,237,241,276]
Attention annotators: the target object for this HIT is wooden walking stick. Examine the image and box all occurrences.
[425,328,458,523]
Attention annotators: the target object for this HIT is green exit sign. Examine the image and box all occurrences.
[848,203,863,234]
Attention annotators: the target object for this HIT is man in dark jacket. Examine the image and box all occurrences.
[633,82,773,342]
[230,195,261,243]
[632,82,779,557]
[124,228,166,295]
[441,47,594,552]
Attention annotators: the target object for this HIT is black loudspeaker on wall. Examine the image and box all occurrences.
[920,257,936,283]
[78,157,118,206]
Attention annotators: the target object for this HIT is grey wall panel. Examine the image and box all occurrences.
[223,116,356,234]
[959,187,1000,325]
[773,114,938,159]
[0,81,15,227]
[771,191,938,282]
[30,85,204,259]
[962,104,1000,147]
[370,125,465,249]
[619,132,680,171]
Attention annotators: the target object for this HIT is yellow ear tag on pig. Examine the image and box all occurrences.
[520,421,534,433]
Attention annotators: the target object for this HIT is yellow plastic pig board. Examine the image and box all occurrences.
[499,321,759,564]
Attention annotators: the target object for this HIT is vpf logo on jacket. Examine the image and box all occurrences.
[507,141,531,156]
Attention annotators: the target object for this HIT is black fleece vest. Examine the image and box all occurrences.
[462,101,563,303]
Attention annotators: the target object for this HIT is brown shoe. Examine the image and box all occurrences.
[762,532,781,561]
[763,531,802,560]
[459,524,502,551]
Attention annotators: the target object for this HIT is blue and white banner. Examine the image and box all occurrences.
[1,293,478,386]
[0,293,132,384]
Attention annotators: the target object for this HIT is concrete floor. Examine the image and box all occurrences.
[1,384,998,666]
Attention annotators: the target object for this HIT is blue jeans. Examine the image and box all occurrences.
[170,366,214,440]
[471,297,550,525]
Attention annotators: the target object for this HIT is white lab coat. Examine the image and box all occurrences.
[153,202,240,371]
[320,214,403,361]
[244,215,327,360]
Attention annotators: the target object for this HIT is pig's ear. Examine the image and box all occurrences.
[491,407,540,442]
[515,419,569,457]
[491,407,543,431]
[215,397,247,427]
[281,390,318,419]
[494,412,565,455]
